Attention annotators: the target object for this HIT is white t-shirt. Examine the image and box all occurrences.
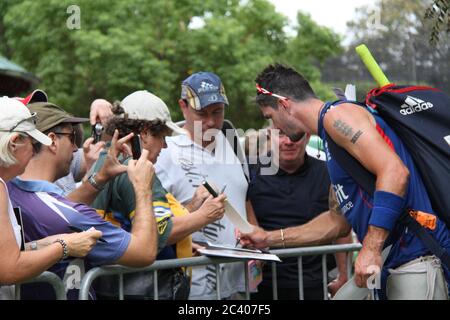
[155,131,249,299]
[0,177,21,300]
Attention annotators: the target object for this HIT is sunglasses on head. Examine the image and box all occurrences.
[256,84,289,101]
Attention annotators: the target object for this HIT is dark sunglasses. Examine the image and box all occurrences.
[53,131,77,145]
[278,130,306,142]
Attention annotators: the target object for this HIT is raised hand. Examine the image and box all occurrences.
[127,149,155,192]
[96,130,134,182]
[90,99,113,126]
[82,137,105,172]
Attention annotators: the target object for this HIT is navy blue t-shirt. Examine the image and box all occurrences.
[318,101,450,296]
[247,155,330,288]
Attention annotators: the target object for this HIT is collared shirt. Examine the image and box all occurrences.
[7,177,133,299]
[14,177,65,195]
[248,155,330,288]
[155,131,249,299]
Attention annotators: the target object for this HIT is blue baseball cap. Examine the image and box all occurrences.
[181,72,229,110]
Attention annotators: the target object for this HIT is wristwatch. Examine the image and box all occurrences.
[87,172,105,191]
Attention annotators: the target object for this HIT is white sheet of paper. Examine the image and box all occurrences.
[198,244,281,262]
[224,200,254,233]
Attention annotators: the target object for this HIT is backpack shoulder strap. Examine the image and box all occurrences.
[319,100,376,193]
[324,105,450,269]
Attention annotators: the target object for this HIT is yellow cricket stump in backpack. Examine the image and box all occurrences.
[356,44,391,87]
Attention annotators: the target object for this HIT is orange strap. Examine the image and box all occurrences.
[408,209,436,230]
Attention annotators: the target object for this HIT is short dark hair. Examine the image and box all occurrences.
[255,64,317,108]
[105,101,171,138]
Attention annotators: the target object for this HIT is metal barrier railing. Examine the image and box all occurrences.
[15,271,67,300]
[79,243,362,300]
[267,243,361,300]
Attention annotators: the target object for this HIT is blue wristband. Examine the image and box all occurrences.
[368,190,406,231]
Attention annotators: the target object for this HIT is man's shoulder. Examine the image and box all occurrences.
[307,154,327,169]
[152,175,168,200]
[8,178,64,196]
[308,155,329,174]
[155,136,192,175]
[165,134,192,149]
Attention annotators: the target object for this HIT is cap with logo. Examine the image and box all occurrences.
[181,72,229,110]
[120,90,187,135]
[0,96,52,145]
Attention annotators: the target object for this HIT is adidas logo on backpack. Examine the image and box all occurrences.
[400,95,434,115]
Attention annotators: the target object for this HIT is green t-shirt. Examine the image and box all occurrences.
[91,150,172,252]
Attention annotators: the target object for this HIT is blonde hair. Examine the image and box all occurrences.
[0,132,27,167]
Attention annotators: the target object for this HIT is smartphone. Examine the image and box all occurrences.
[92,122,103,144]
[131,134,142,160]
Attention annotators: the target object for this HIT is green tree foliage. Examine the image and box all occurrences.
[2,0,341,129]
[323,0,450,94]
[425,0,450,45]
[285,12,343,81]
[284,12,343,103]
[0,0,17,58]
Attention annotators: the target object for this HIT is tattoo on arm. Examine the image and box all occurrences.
[351,130,363,144]
[333,119,354,137]
[333,120,364,144]
[329,186,342,215]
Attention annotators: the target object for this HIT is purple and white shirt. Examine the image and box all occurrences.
[7,178,131,299]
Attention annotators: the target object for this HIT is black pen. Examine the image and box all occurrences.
[68,225,108,243]
[202,180,218,197]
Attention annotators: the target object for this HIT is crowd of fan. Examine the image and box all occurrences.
[0,71,352,300]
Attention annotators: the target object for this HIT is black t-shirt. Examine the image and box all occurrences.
[247,155,330,288]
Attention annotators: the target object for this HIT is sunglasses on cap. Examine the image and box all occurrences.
[2,113,38,133]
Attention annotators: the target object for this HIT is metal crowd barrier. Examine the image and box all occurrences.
[15,271,67,300]
[79,243,362,300]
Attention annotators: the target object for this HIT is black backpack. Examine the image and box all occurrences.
[324,84,450,268]
[365,84,450,227]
